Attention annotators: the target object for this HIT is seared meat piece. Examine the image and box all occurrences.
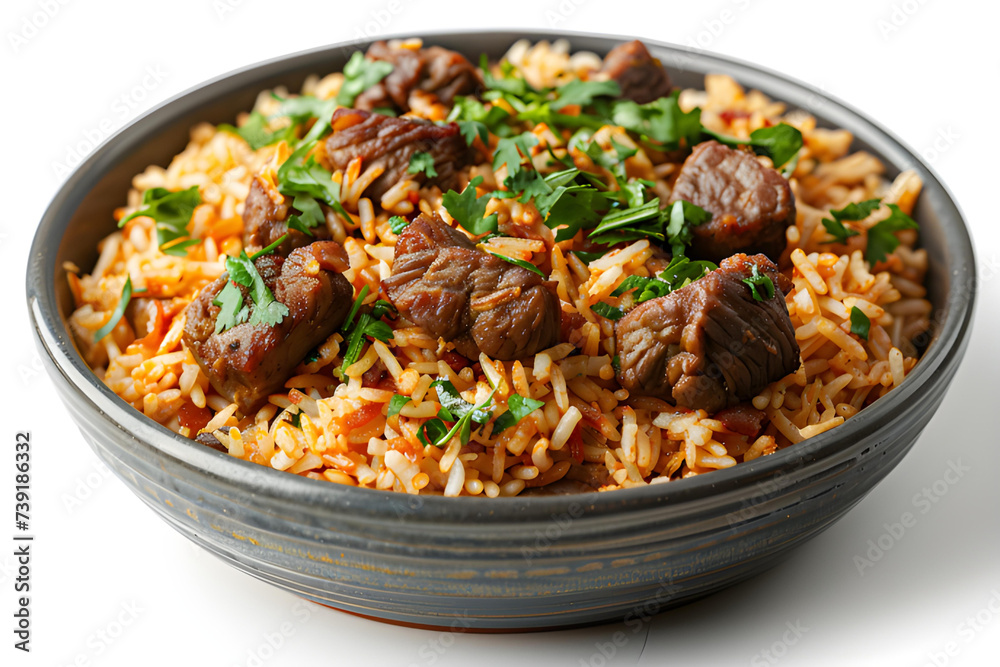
[669,141,796,263]
[354,40,483,113]
[183,241,353,414]
[601,40,672,104]
[616,254,799,413]
[242,177,330,255]
[383,213,560,360]
[324,108,473,202]
[195,431,228,453]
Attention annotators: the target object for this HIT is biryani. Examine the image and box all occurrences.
[65,37,931,497]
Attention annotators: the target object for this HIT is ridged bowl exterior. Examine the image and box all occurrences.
[27,30,975,629]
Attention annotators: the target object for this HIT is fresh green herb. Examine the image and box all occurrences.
[610,256,716,304]
[387,394,411,419]
[866,204,918,265]
[821,198,879,244]
[741,264,776,302]
[251,233,289,260]
[850,306,871,340]
[93,276,134,342]
[591,301,624,321]
[407,151,438,178]
[535,169,611,242]
[611,92,703,149]
[570,250,607,264]
[588,199,663,245]
[480,54,533,97]
[441,176,499,236]
[220,111,298,150]
[664,200,712,257]
[388,215,410,234]
[271,95,338,146]
[493,132,539,180]
[492,393,545,435]
[290,411,302,429]
[447,96,511,145]
[487,251,545,277]
[550,79,621,111]
[704,123,804,169]
[304,346,322,365]
[212,250,290,334]
[338,287,394,377]
[611,354,621,374]
[119,186,201,254]
[418,380,498,448]
[276,140,351,236]
[336,51,393,107]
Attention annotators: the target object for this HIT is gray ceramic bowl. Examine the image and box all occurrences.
[27,30,975,629]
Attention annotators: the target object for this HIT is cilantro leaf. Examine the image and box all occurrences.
[388,394,411,419]
[741,264,776,302]
[492,393,545,435]
[704,123,803,169]
[338,287,395,377]
[591,302,624,320]
[388,215,410,234]
[551,79,621,111]
[505,168,552,203]
[850,306,871,340]
[93,276,133,342]
[493,132,539,179]
[211,280,250,334]
[228,252,290,328]
[336,51,393,107]
[821,198,880,244]
[432,379,492,425]
[408,151,438,178]
[866,204,918,265]
[664,199,712,257]
[276,140,351,224]
[119,186,201,252]
[442,176,499,236]
[488,251,545,277]
[656,256,717,293]
[220,111,298,150]
[447,96,510,145]
[480,54,533,97]
[612,92,702,149]
[570,250,607,264]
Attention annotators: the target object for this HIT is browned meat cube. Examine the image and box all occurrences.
[601,40,673,104]
[323,108,473,202]
[354,40,483,113]
[383,213,560,361]
[616,254,800,413]
[669,141,796,263]
[183,241,353,414]
[241,177,331,255]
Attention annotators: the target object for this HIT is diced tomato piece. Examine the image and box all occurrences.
[178,401,212,433]
[441,351,469,372]
[338,403,382,431]
[389,437,420,463]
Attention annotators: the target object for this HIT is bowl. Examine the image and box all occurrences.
[26,29,976,630]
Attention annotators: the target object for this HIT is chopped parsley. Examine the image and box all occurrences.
[441,176,499,236]
[388,215,410,234]
[493,132,539,180]
[335,51,393,107]
[407,151,438,178]
[591,301,624,321]
[610,256,717,305]
[821,198,879,244]
[742,264,776,302]
[866,204,918,265]
[550,79,621,111]
[93,276,134,342]
[704,123,804,169]
[849,306,871,340]
[446,95,511,145]
[119,186,201,256]
[611,91,703,150]
[212,240,290,334]
[276,140,350,235]
[271,95,338,146]
[387,394,411,419]
[418,380,497,448]
[492,393,545,435]
[220,111,298,150]
[487,251,545,277]
[588,198,710,252]
[338,287,395,377]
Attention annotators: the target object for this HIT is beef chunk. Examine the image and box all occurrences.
[183,241,353,413]
[601,40,672,104]
[354,41,482,113]
[323,108,473,202]
[616,254,799,413]
[241,178,330,255]
[195,431,228,453]
[382,213,560,360]
[669,141,796,263]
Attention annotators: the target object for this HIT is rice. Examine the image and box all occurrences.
[68,39,931,497]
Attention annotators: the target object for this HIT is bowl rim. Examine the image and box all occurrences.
[27,27,977,522]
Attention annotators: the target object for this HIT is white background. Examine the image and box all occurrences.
[3,0,998,665]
